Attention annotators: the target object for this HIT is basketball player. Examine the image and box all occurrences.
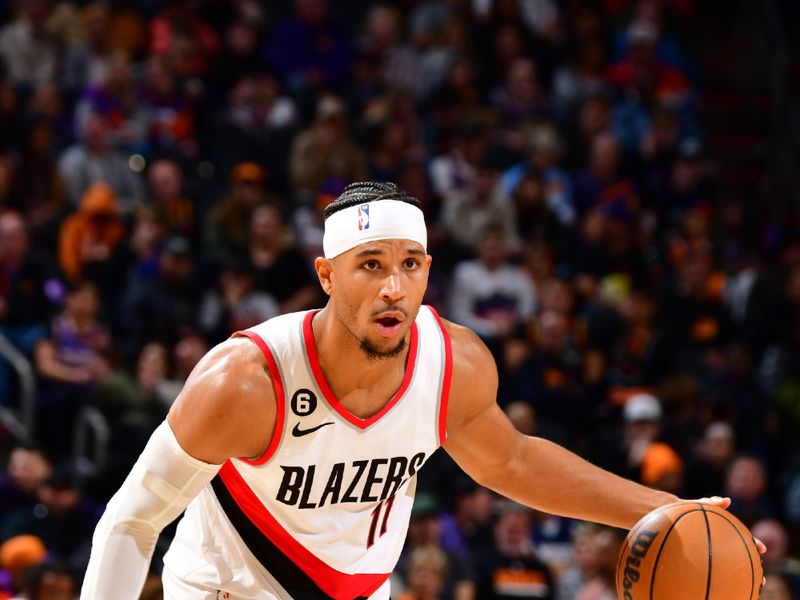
[80,182,758,599]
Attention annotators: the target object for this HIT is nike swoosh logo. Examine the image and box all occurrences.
[291,422,334,437]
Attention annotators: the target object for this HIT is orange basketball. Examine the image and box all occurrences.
[616,502,763,600]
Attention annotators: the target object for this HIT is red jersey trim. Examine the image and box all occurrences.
[302,310,419,430]
[428,306,453,444]
[234,330,285,466]
[218,461,390,599]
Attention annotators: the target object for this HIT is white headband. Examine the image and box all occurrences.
[323,200,427,259]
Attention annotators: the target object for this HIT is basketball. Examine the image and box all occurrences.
[616,502,763,600]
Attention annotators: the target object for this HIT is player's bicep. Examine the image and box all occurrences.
[168,338,277,464]
[444,401,521,489]
[440,321,521,488]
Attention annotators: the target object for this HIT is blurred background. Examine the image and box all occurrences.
[0,0,798,598]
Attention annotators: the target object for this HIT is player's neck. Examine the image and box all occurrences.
[311,307,409,393]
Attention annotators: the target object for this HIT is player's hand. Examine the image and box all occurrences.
[694,496,767,586]
[694,495,731,509]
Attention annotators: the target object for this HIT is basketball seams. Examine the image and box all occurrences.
[649,508,705,600]
[699,504,712,600]
[706,510,757,600]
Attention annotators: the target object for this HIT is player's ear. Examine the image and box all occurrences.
[315,257,333,296]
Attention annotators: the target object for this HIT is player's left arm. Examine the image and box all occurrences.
[441,320,678,530]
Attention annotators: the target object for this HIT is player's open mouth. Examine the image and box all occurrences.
[374,316,403,337]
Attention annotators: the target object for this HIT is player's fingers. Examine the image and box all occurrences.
[754,536,767,554]
[695,496,732,509]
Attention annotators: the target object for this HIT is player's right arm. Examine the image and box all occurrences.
[80,337,277,599]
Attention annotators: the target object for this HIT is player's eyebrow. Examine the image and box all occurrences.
[354,248,386,258]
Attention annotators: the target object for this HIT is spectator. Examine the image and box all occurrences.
[33,281,111,458]
[491,57,547,150]
[204,162,271,264]
[726,455,776,527]
[198,257,280,345]
[14,118,68,253]
[449,226,536,351]
[573,527,621,600]
[73,51,147,154]
[429,121,488,198]
[0,446,52,516]
[0,0,58,86]
[395,545,451,600]
[288,95,367,193]
[750,519,800,593]
[57,112,145,211]
[685,421,736,499]
[501,123,576,229]
[18,561,78,600]
[266,0,353,92]
[246,204,319,314]
[396,494,476,600]
[146,159,194,242]
[440,153,518,253]
[0,211,62,403]
[0,535,47,599]
[557,523,603,600]
[476,502,555,599]
[1,465,101,568]
[57,183,126,287]
[122,235,202,360]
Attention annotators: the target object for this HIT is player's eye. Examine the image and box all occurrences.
[404,258,419,269]
[363,260,380,270]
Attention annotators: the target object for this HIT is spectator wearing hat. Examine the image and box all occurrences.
[288,95,366,193]
[57,183,127,294]
[0,535,47,598]
[204,162,271,265]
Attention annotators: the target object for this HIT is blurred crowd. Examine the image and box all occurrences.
[0,0,799,598]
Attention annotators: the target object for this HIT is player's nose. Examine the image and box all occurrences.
[379,272,406,303]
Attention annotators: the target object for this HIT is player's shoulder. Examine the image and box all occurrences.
[168,336,278,462]
[436,316,498,384]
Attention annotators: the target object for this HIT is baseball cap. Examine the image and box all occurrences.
[623,393,662,422]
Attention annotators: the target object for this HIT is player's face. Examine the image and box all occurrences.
[321,239,431,359]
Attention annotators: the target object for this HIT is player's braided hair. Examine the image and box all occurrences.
[323,181,421,219]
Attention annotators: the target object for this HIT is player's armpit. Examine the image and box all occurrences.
[168,336,278,465]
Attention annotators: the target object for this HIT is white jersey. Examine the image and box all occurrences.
[163,306,453,600]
